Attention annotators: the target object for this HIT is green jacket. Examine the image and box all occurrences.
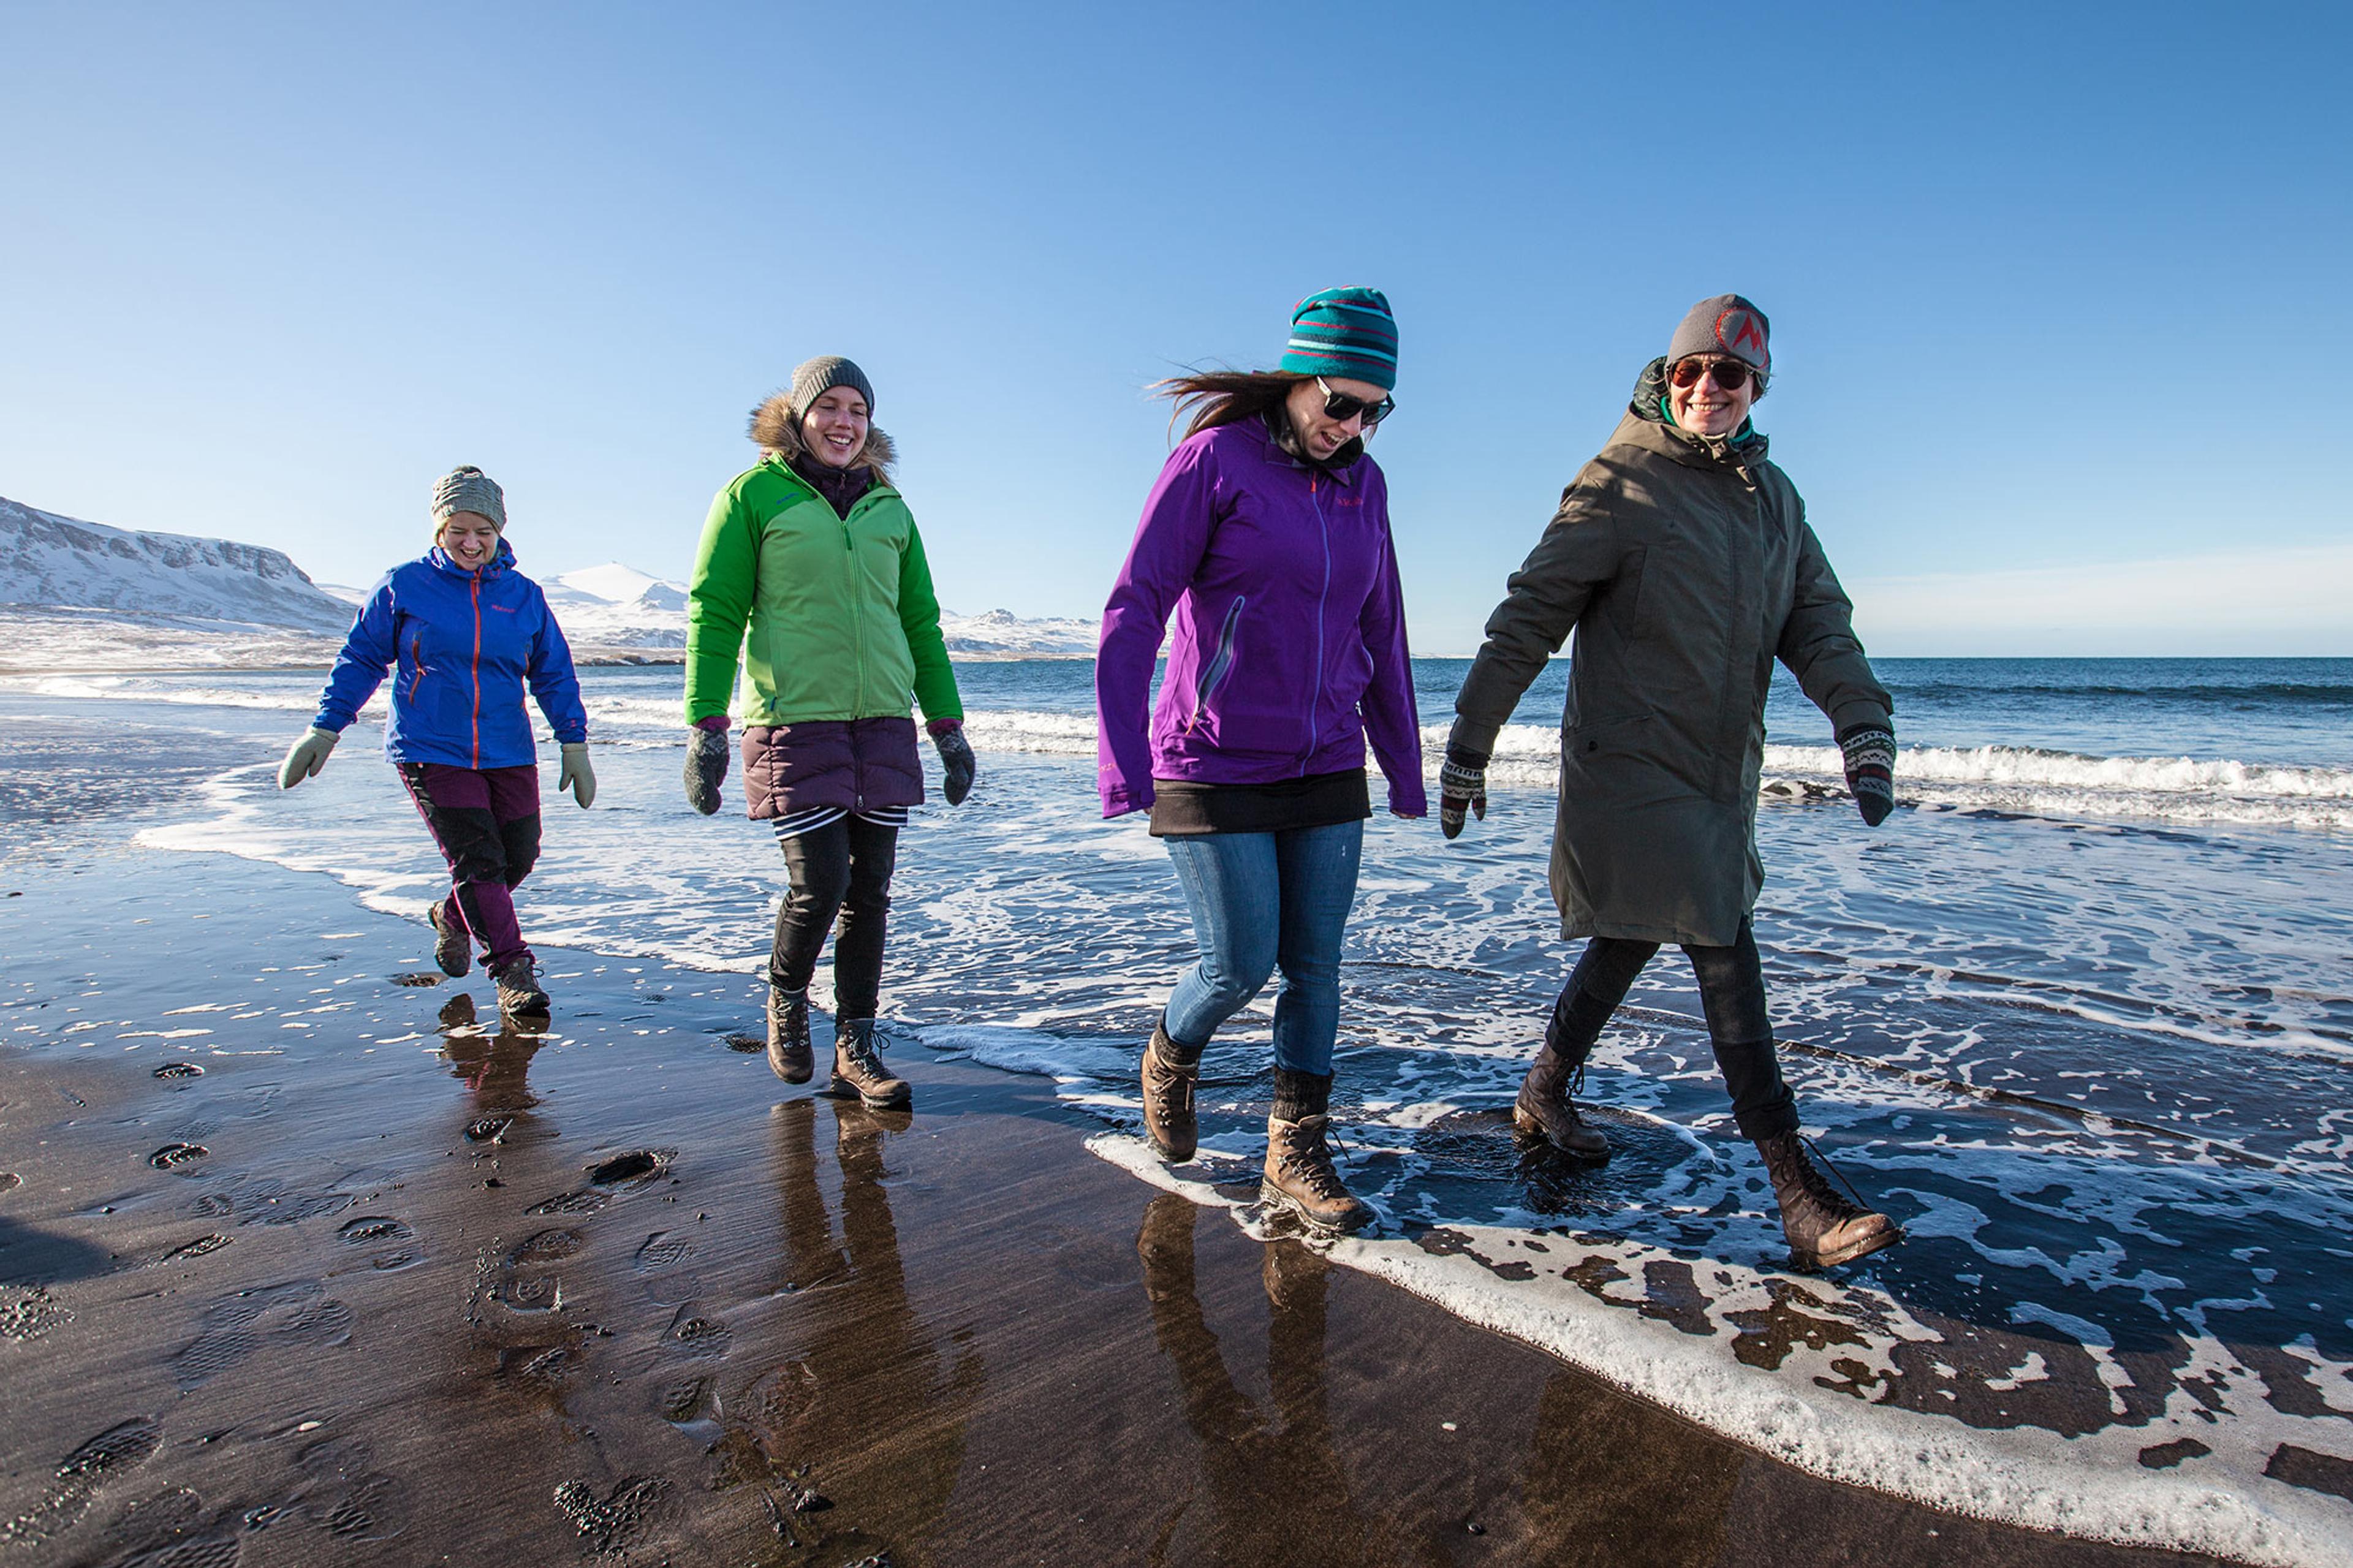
[1452,360,1891,947]
[684,415,962,727]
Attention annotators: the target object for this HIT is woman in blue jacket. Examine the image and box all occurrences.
[278,466,593,1013]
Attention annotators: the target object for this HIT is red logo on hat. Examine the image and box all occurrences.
[1716,308,1768,368]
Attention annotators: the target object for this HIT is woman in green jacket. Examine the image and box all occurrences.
[683,357,976,1110]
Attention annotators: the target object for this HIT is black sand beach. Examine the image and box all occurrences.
[0,730,2241,1567]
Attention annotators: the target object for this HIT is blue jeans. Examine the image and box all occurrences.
[1161,819,1364,1075]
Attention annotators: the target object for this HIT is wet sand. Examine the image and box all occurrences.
[0,834,2246,1568]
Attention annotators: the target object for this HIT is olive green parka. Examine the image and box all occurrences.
[1451,360,1891,947]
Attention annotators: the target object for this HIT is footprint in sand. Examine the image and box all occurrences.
[336,1215,417,1272]
[147,1143,208,1171]
[0,1284,74,1341]
[634,1230,705,1304]
[388,972,442,988]
[297,1434,411,1543]
[551,1477,670,1554]
[0,1417,161,1548]
[172,1281,354,1389]
[151,1062,205,1080]
[526,1149,675,1216]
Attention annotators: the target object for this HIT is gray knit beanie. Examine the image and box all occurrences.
[430,466,507,532]
[1667,294,1772,376]
[789,355,876,418]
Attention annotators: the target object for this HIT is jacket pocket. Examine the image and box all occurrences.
[1566,710,1653,757]
[1188,596,1245,729]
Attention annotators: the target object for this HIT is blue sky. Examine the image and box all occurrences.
[4,2,2347,654]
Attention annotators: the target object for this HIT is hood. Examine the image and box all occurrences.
[427,536,517,578]
[748,391,898,483]
[1626,357,1768,469]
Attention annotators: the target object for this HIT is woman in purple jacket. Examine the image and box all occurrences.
[1097,287,1426,1234]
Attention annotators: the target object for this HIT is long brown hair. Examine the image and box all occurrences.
[1152,368,1306,442]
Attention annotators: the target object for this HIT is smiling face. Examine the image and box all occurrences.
[1283,374,1388,463]
[1667,358,1757,439]
[436,511,501,570]
[800,385,871,469]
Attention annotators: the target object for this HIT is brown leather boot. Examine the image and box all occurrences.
[428,899,471,977]
[1512,1044,1609,1162]
[828,1018,911,1110]
[1261,1115,1373,1235]
[1140,1022,1201,1162]
[766,986,814,1084]
[1754,1131,1901,1268]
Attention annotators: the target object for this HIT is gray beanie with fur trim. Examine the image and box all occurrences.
[789,355,876,418]
[430,466,507,532]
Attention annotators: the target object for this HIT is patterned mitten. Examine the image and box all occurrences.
[1439,744,1488,841]
[1838,725,1896,827]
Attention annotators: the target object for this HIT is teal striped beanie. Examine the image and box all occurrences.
[1279,286,1398,390]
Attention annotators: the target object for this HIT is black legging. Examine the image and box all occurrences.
[769,816,899,1018]
[1548,917,1798,1140]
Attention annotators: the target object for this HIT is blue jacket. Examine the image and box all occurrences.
[313,540,588,770]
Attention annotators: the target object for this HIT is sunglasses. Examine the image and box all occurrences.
[1317,377,1395,428]
[1668,357,1763,393]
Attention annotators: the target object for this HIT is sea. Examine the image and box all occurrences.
[5,654,2350,1564]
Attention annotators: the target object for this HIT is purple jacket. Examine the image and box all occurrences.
[1096,417,1426,818]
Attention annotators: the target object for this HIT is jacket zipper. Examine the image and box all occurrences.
[406,632,426,701]
[1186,596,1246,732]
[468,576,483,768]
[1302,474,1332,770]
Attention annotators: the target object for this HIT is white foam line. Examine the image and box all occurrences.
[1084,1131,2353,1567]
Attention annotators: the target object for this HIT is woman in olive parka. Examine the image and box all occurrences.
[1443,295,1902,1270]
[682,357,977,1111]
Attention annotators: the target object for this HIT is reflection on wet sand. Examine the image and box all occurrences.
[704,1096,985,1559]
[1136,1193,1376,1565]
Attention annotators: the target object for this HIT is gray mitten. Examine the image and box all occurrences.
[931,722,976,806]
[683,725,730,815]
[278,727,338,790]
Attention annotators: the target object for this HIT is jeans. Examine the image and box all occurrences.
[1162,819,1363,1076]
[1548,917,1798,1140]
[770,816,899,1018]
[398,762,541,970]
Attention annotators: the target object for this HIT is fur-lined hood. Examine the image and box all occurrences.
[747,392,898,483]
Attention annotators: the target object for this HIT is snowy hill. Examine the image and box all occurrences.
[1,494,350,629]
[0,494,358,672]
[938,606,1095,656]
[538,562,1095,657]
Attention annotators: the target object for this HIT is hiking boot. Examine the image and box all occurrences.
[1512,1043,1609,1162]
[1140,1021,1201,1162]
[766,986,814,1085]
[490,955,550,1015]
[1755,1131,1902,1269]
[428,899,471,978]
[828,1018,911,1110]
[1261,1115,1374,1235]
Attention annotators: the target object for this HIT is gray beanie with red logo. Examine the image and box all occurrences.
[1667,294,1771,377]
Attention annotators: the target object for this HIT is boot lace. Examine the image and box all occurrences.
[1278,1126,1352,1203]
[1778,1134,1866,1224]
[840,1030,890,1081]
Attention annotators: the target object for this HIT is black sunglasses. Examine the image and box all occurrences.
[1317,376,1395,428]
[1668,357,1763,393]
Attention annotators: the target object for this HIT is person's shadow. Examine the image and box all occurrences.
[1134,1193,1376,1564]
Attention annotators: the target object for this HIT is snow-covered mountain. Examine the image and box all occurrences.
[539,562,1095,657]
[0,506,1096,672]
[2,494,350,629]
